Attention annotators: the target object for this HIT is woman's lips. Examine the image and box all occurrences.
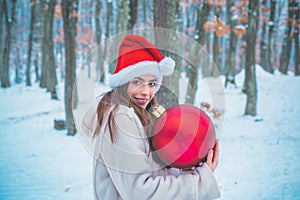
[134,97,149,106]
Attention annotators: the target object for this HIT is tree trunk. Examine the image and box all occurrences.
[46,0,57,99]
[40,0,47,88]
[34,54,39,82]
[14,47,22,84]
[212,8,221,77]
[1,0,17,88]
[203,31,211,77]
[62,0,79,135]
[143,0,147,25]
[225,0,237,88]
[40,0,57,99]
[154,0,180,108]
[294,0,300,75]
[26,0,37,86]
[267,0,276,73]
[0,1,3,85]
[117,0,128,34]
[185,0,210,104]
[105,1,113,74]
[95,0,105,82]
[127,0,137,30]
[279,0,294,74]
[260,0,268,70]
[244,0,259,116]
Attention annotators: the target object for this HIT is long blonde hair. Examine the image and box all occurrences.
[93,84,158,143]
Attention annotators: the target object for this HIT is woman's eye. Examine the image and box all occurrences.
[133,80,141,85]
[149,82,157,87]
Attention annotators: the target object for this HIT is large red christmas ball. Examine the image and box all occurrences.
[152,104,216,169]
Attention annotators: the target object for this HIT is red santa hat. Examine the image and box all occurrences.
[109,34,175,90]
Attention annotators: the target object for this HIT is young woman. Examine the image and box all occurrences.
[89,34,220,200]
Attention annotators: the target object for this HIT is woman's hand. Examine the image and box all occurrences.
[181,140,219,173]
[205,139,219,172]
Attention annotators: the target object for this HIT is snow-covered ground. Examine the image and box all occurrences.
[0,65,299,200]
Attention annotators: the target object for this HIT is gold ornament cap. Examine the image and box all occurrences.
[152,104,166,118]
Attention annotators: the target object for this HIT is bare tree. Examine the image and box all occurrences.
[267,0,276,73]
[62,0,78,135]
[279,0,296,74]
[95,0,105,82]
[154,0,180,108]
[26,0,37,86]
[40,0,58,99]
[0,1,3,85]
[293,0,299,75]
[212,5,222,77]
[185,0,210,104]
[1,0,17,88]
[244,0,259,116]
[259,0,268,70]
[117,0,129,33]
[225,0,238,88]
[127,0,138,30]
[105,0,113,73]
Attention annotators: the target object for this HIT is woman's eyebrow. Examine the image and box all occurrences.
[134,77,157,82]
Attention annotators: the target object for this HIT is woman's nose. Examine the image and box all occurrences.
[140,84,151,95]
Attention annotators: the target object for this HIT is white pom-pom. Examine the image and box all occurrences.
[158,57,175,75]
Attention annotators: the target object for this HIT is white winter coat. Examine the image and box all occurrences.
[93,105,220,200]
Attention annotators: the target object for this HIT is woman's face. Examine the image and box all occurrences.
[127,74,157,109]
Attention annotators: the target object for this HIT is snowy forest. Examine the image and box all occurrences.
[0,0,299,135]
[1,0,300,199]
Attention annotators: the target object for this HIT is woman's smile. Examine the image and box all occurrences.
[133,97,150,106]
[127,74,156,109]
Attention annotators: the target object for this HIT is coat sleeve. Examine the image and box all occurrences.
[98,109,220,200]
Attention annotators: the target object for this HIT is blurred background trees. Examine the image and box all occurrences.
[0,0,299,133]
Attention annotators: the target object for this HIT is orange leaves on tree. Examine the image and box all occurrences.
[204,17,230,37]
[54,3,62,19]
[54,28,64,43]
[71,10,78,18]
[85,27,94,44]
[260,16,270,23]
[260,4,271,23]
[235,17,247,23]
[261,7,271,13]
[77,26,96,48]
[200,102,223,119]
[200,102,211,111]
[210,109,222,119]
[235,3,244,11]
[212,17,219,30]
[203,21,214,31]
[207,0,226,7]
[233,25,246,37]
[76,24,82,33]
[215,19,230,37]
[286,17,300,29]
[234,0,248,11]
[241,0,248,7]
[235,11,248,23]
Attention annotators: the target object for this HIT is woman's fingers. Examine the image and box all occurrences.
[206,140,219,172]
[206,149,214,167]
[212,140,219,167]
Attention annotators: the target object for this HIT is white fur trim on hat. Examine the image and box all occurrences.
[109,58,175,89]
[158,57,175,75]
